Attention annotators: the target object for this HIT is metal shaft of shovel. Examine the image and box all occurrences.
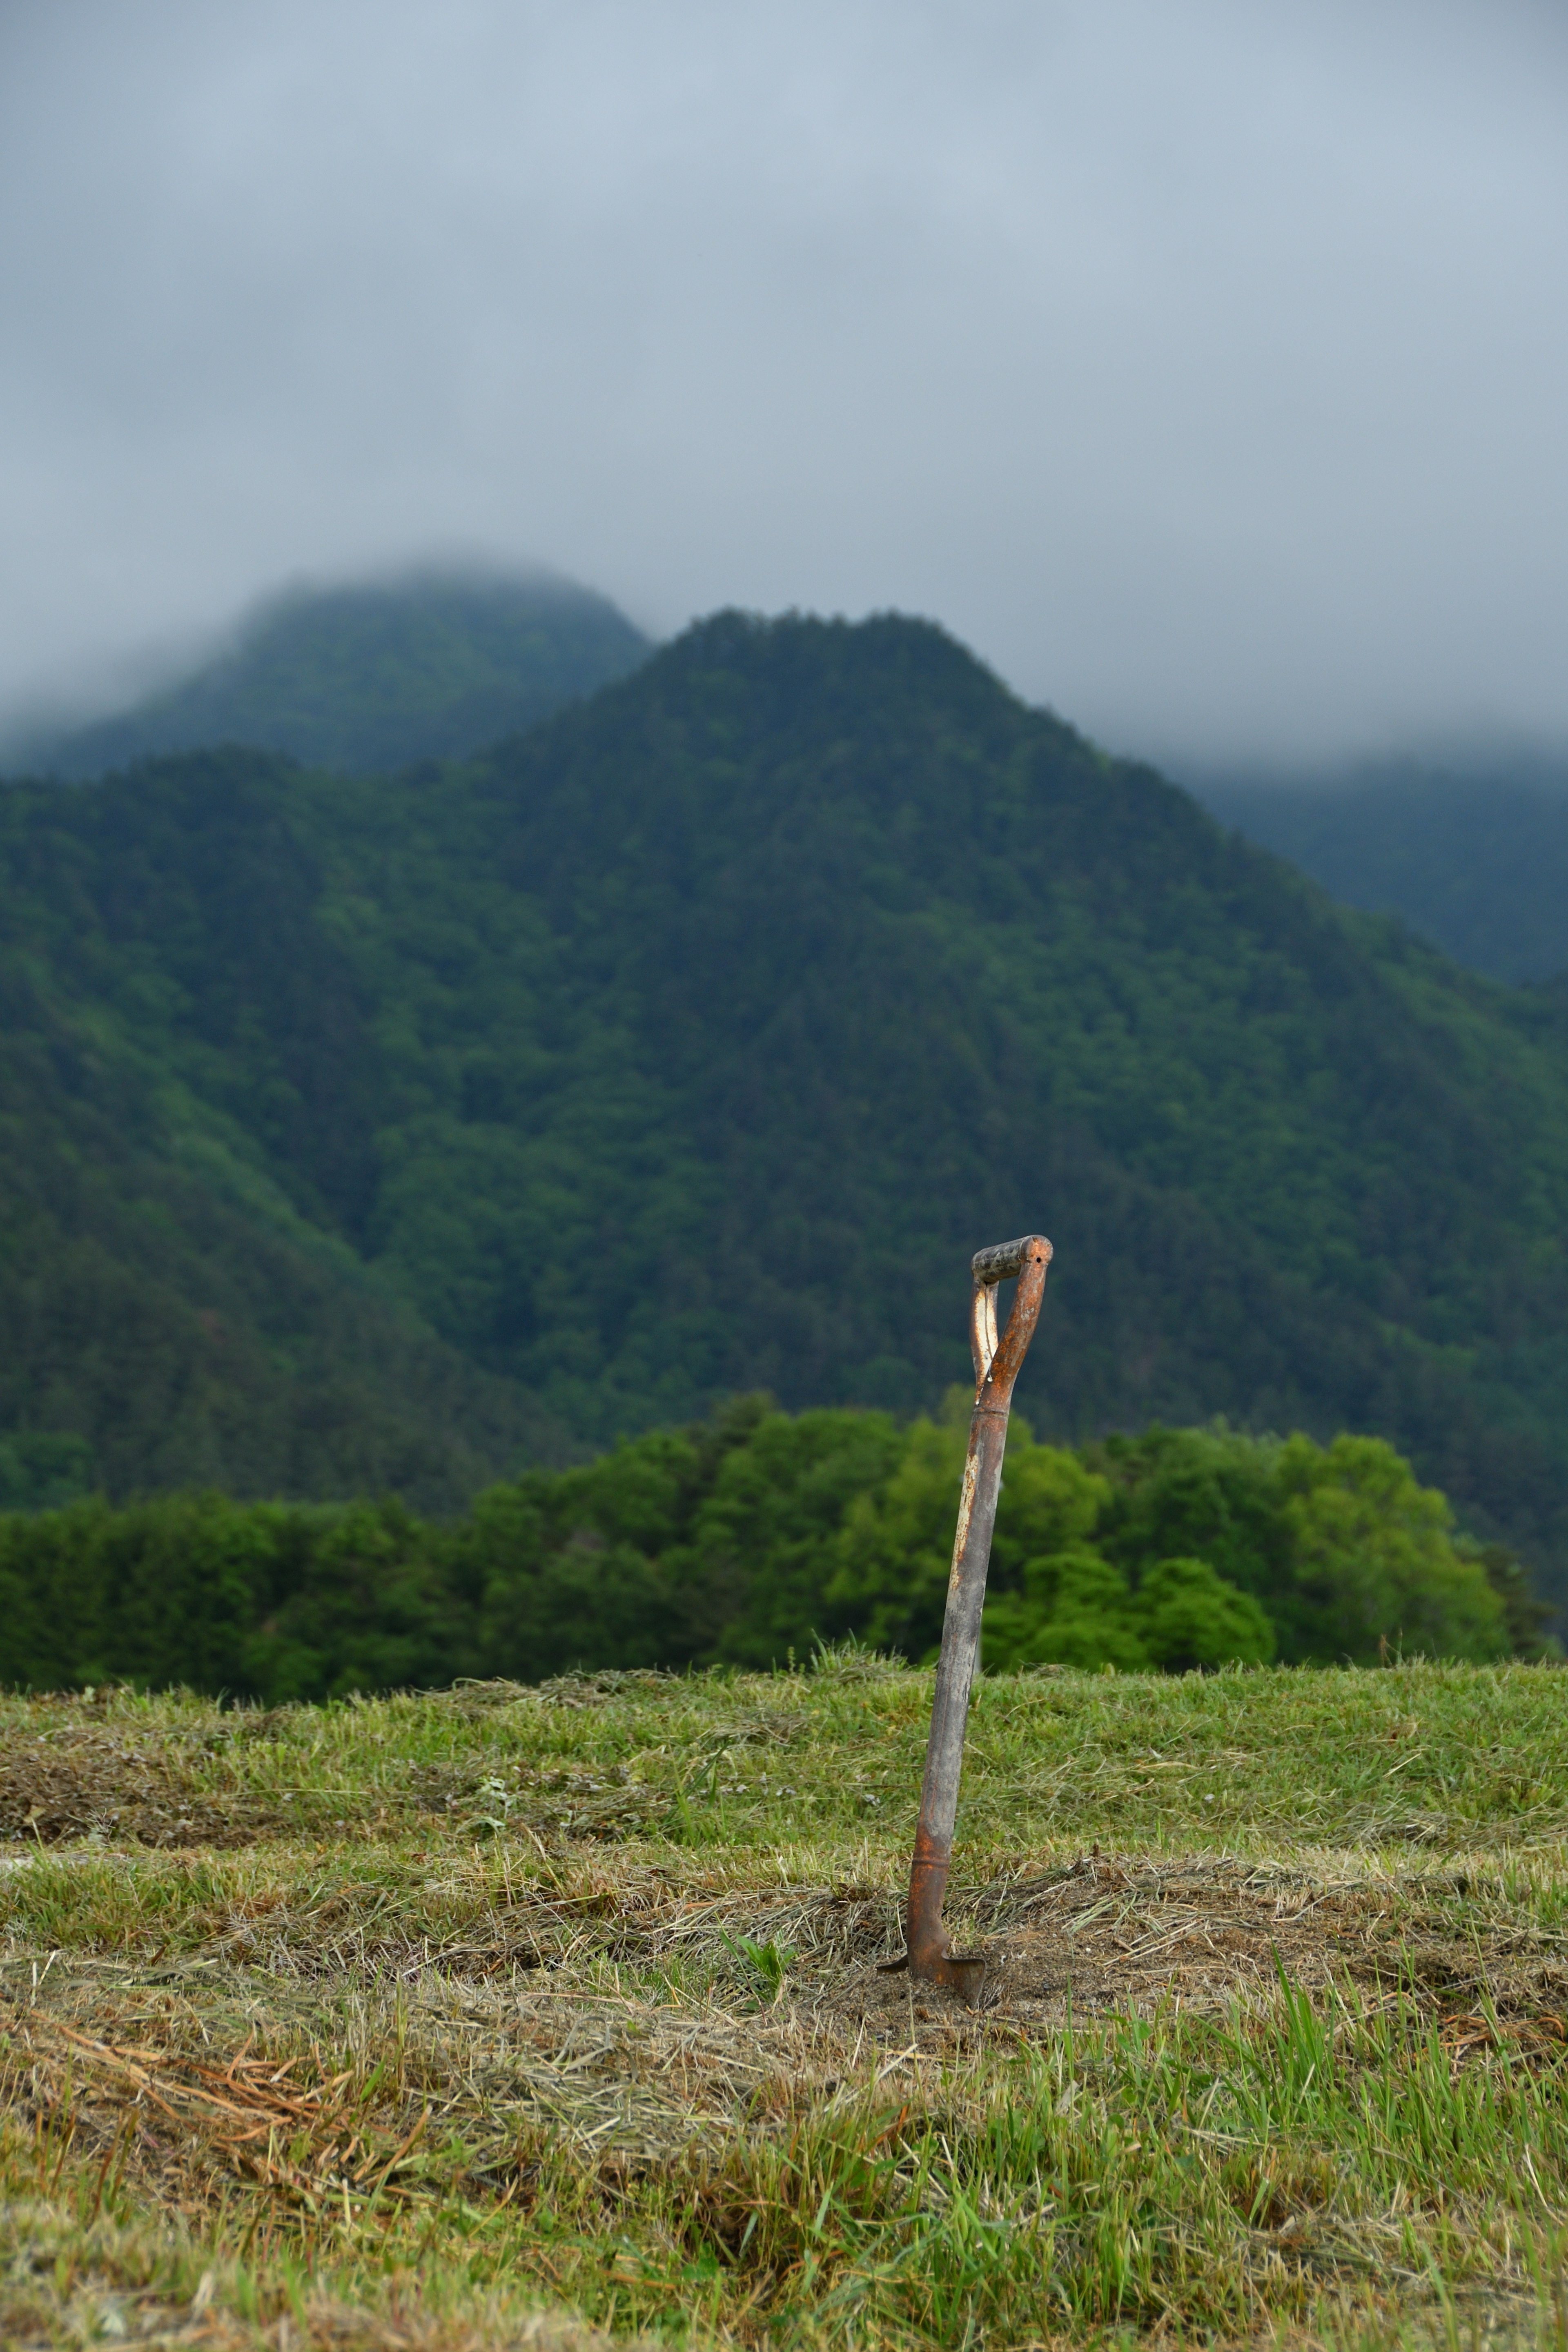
[900,1233,1052,2003]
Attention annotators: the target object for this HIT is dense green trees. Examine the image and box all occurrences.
[0,1407,1523,1702]
[5,608,1568,1614]
[0,1490,459,1702]
[1198,763,1568,986]
[0,752,557,1509]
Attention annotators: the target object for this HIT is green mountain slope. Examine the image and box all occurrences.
[0,754,559,1511]
[7,570,650,779]
[5,612,1568,1599]
[1195,761,1568,984]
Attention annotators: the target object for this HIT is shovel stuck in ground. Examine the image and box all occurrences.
[882,1232,1052,2005]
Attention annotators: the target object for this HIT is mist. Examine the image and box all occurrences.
[2,0,1566,768]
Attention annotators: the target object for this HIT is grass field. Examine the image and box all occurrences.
[4,1653,1568,2349]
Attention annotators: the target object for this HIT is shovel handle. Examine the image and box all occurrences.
[906,1229,1053,2004]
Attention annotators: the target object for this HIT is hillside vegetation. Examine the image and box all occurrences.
[1198,760,1568,984]
[4,1661,1568,2347]
[0,858,552,1511]
[4,570,650,779]
[5,610,1568,1606]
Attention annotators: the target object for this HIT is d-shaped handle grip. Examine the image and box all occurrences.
[971,1233,1051,1287]
[969,1233,1051,1388]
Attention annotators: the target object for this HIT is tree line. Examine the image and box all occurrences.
[0,1400,1544,1704]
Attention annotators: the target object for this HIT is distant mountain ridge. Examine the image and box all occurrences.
[6,608,1568,1620]
[1194,757,1568,985]
[5,570,651,778]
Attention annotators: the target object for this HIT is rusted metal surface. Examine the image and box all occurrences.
[886,1233,1052,2005]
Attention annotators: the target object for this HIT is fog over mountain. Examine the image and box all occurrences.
[2,1,1566,771]
[1191,751,1568,985]
[3,570,650,779]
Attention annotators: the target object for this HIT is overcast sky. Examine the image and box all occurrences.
[2,0,1566,768]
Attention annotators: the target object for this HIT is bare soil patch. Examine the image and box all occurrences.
[811,1849,1568,2056]
[0,1728,287,1849]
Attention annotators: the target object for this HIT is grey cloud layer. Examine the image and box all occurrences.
[2,0,1565,763]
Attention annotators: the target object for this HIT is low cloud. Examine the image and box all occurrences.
[2,0,1566,766]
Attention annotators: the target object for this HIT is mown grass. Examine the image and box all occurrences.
[4,1655,1568,2348]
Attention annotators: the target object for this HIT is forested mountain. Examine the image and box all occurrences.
[1196,760,1568,984]
[0,905,554,1513]
[5,610,1568,1606]
[0,741,567,1512]
[4,570,650,779]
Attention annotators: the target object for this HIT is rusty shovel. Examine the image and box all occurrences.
[883,1232,1052,2005]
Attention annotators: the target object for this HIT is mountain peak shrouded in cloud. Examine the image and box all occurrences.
[4,569,652,778]
[11,608,1568,1597]
[2,2,1567,771]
